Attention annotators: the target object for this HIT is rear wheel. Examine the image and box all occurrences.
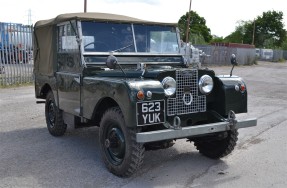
[45,91,67,136]
[194,130,238,159]
[99,107,144,177]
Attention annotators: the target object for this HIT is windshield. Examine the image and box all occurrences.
[81,21,179,54]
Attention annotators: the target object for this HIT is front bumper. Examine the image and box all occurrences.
[136,118,257,143]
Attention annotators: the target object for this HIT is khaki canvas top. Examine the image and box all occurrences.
[35,12,177,28]
[33,12,177,75]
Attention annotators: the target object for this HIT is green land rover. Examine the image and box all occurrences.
[33,12,257,177]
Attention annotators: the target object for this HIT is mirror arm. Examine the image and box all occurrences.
[230,64,235,77]
[117,63,127,78]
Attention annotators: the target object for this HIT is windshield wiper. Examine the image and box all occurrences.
[111,43,134,53]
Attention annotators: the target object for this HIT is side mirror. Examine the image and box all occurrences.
[106,55,118,69]
[230,54,237,77]
[105,55,127,78]
[230,54,238,66]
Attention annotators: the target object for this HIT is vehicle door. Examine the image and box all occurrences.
[56,21,82,116]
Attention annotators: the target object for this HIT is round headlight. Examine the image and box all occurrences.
[199,75,214,94]
[162,77,176,96]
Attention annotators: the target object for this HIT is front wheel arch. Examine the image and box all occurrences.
[92,97,119,126]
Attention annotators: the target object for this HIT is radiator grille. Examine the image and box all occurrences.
[167,70,206,116]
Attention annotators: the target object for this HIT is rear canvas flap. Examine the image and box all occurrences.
[34,25,54,75]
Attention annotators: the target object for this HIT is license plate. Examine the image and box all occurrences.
[137,100,165,126]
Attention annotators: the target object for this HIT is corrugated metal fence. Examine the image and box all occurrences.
[284,51,287,60]
[273,49,287,62]
[194,45,256,66]
[0,23,33,86]
[195,45,287,66]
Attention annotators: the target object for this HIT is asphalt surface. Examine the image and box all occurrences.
[0,61,286,188]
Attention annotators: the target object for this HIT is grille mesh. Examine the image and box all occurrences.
[167,70,206,116]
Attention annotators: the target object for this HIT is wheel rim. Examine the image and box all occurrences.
[47,100,55,128]
[104,124,125,166]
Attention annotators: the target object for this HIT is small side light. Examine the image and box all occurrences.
[240,84,246,92]
[146,91,152,99]
[235,82,246,93]
[137,91,145,100]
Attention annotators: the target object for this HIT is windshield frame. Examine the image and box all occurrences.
[79,21,181,56]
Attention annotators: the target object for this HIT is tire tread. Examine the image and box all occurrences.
[194,130,238,159]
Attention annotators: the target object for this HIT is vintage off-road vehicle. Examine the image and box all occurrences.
[34,13,257,177]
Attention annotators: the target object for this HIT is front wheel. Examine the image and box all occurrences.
[99,107,144,177]
[45,91,67,136]
[194,130,239,159]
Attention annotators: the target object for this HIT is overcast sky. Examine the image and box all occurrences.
[0,0,286,37]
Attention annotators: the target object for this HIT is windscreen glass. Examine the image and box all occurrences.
[81,21,179,54]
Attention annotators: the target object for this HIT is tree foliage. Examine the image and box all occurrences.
[282,37,287,50]
[224,11,287,48]
[210,35,225,43]
[281,35,287,50]
[224,20,247,43]
[255,11,286,48]
[178,11,212,44]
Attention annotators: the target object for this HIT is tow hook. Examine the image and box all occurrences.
[228,110,237,130]
[173,116,182,130]
[163,116,182,130]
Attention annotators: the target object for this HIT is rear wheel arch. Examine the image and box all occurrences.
[40,84,52,99]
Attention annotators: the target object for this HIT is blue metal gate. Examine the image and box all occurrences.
[0,22,33,86]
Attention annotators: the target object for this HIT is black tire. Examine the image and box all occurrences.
[99,107,144,177]
[45,91,67,136]
[194,130,239,159]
